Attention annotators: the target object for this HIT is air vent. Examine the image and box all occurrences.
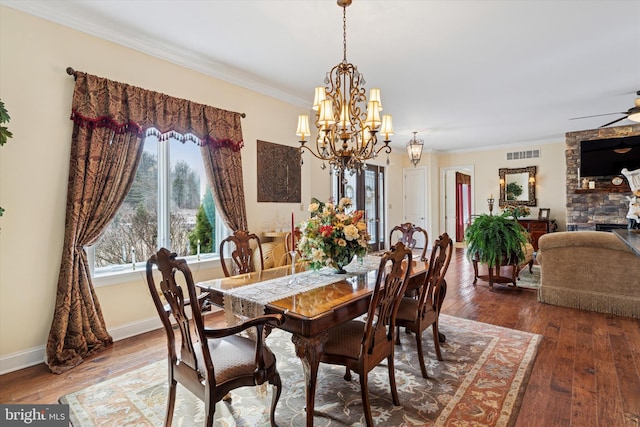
[506,149,540,161]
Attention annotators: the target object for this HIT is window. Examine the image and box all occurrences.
[89,130,225,277]
[332,164,386,252]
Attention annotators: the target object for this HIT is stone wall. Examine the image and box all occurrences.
[565,123,640,230]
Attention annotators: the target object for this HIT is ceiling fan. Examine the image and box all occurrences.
[570,90,640,128]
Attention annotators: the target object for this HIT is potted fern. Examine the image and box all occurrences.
[464,212,529,268]
[0,99,13,217]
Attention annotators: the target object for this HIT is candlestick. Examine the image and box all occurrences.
[291,212,295,251]
[289,251,297,284]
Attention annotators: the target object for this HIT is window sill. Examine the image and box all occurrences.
[92,256,221,288]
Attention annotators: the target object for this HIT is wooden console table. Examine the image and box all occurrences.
[518,219,556,251]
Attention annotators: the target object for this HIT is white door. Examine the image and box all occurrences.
[403,167,427,248]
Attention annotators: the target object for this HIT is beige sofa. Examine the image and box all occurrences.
[537,231,640,318]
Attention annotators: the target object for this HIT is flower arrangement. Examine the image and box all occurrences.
[298,197,370,272]
[501,203,531,219]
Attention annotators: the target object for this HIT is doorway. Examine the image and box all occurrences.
[441,166,474,243]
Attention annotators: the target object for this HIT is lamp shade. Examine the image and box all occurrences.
[380,115,394,139]
[364,100,381,129]
[318,99,335,127]
[312,87,326,111]
[369,88,382,110]
[296,115,311,140]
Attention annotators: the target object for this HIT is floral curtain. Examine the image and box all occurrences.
[47,72,247,373]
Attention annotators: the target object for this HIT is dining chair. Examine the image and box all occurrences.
[146,248,283,427]
[219,229,265,277]
[389,222,429,261]
[318,242,412,427]
[395,232,453,378]
[389,222,429,297]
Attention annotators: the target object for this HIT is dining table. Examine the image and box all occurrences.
[196,255,429,427]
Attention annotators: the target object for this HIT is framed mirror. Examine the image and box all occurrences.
[499,166,536,207]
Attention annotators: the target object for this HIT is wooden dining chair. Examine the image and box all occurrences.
[389,222,429,261]
[318,242,412,427]
[146,248,283,427]
[219,229,264,277]
[395,232,453,378]
[390,222,429,297]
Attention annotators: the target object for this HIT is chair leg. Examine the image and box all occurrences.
[395,325,401,345]
[432,321,443,361]
[270,373,282,427]
[387,354,400,406]
[344,367,352,381]
[165,379,177,427]
[415,330,429,379]
[359,372,375,427]
[204,399,215,427]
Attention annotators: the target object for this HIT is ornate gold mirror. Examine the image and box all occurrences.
[499,166,537,207]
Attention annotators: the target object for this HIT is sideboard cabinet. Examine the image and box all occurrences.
[518,219,556,251]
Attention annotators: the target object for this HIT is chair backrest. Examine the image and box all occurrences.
[146,247,212,396]
[219,230,264,277]
[417,232,453,316]
[389,222,429,260]
[364,242,413,355]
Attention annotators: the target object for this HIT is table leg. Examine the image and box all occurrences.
[291,332,328,427]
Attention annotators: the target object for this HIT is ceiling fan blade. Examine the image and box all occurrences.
[599,115,628,128]
[570,112,626,120]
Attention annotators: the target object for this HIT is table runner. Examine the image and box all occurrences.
[223,255,380,325]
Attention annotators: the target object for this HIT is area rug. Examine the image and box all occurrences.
[516,264,540,290]
[60,314,541,426]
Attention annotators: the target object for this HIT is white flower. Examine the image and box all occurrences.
[343,224,360,241]
[308,203,320,213]
[339,197,352,208]
[336,213,348,222]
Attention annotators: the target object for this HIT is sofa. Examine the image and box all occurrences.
[537,231,640,318]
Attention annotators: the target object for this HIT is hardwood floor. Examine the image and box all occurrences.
[1,247,639,426]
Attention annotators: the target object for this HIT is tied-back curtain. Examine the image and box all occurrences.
[201,144,248,231]
[47,71,247,373]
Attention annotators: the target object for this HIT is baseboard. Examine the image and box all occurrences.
[0,316,163,375]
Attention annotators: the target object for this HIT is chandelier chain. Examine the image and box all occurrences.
[343,6,347,63]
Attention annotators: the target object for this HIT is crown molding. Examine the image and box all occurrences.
[0,0,308,108]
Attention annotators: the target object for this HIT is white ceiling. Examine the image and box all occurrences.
[2,0,640,152]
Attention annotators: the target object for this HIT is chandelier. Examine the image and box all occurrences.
[295,0,393,177]
[407,131,424,167]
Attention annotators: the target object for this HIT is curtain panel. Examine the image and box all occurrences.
[47,71,247,373]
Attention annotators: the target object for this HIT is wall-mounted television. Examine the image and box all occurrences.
[579,135,640,177]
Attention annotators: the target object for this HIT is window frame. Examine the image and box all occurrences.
[87,134,228,287]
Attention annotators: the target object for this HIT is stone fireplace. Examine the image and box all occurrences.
[565,123,640,230]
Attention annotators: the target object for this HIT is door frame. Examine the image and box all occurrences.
[402,166,428,247]
[440,165,474,240]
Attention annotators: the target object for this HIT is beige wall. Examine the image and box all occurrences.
[0,6,567,372]
[0,6,409,371]
[435,142,567,230]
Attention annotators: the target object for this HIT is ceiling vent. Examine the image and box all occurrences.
[506,149,540,161]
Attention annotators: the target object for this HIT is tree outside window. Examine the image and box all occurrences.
[93,132,217,271]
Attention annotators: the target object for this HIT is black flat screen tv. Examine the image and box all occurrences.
[579,135,640,177]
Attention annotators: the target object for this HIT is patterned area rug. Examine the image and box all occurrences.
[60,314,541,426]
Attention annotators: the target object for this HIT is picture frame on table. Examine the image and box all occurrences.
[538,208,550,220]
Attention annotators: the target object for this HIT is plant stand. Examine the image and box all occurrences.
[472,250,533,291]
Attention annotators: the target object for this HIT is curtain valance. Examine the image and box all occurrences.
[69,72,244,151]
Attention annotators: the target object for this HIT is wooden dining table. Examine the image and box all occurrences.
[197,257,429,427]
